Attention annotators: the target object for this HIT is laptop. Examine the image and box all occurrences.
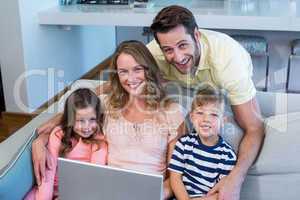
[58,158,164,200]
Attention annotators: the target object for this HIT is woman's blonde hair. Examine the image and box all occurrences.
[108,40,168,112]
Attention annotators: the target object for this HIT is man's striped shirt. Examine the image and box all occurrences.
[168,133,237,198]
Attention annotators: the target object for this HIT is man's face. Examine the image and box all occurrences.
[156,25,200,74]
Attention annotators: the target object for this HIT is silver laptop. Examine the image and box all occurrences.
[58,158,164,200]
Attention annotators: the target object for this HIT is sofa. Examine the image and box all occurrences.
[1,79,300,200]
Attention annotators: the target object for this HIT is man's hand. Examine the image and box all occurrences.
[208,173,242,200]
[32,134,53,186]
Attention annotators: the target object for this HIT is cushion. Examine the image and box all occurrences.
[256,91,300,117]
[292,39,300,55]
[231,35,268,55]
[0,131,36,199]
[220,120,244,154]
[241,173,300,200]
[249,112,300,174]
[58,79,105,112]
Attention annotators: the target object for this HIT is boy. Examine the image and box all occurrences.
[168,84,237,200]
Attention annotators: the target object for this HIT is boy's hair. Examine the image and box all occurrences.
[191,84,225,112]
[60,88,104,156]
[150,5,198,44]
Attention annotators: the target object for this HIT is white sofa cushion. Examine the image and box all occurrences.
[249,112,300,174]
[256,91,300,117]
[57,79,105,112]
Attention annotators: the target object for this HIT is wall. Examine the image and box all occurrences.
[19,0,83,112]
[78,26,116,76]
[0,1,116,112]
[0,0,28,112]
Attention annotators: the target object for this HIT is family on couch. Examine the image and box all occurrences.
[29,5,264,200]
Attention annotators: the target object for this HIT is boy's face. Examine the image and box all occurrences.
[190,103,223,145]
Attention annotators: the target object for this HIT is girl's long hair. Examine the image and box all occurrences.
[108,40,169,114]
[59,88,104,157]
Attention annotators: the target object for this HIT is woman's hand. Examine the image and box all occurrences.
[32,133,53,185]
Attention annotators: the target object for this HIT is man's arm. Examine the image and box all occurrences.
[209,97,264,200]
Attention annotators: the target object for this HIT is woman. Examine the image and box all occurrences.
[32,40,185,199]
[103,40,186,198]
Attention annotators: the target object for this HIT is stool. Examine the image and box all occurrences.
[231,35,269,91]
[286,39,300,93]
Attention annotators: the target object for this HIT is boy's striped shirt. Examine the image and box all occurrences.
[168,133,237,198]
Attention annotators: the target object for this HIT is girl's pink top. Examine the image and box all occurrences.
[35,126,107,200]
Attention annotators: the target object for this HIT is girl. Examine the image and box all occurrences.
[26,88,107,200]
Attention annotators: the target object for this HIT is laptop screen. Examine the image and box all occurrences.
[58,158,163,200]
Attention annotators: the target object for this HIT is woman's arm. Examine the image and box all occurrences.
[32,113,62,185]
[163,138,178,199]
[35,128,63,200]
[90,140,108,165]
[170,171,190,200]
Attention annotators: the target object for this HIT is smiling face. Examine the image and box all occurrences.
[73,106,98,138]
[157,25,201,74]
[116,53,146,97]
[190,103,223,146]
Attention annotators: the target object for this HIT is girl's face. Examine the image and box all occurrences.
[116,53,146,97]
[73,106,98,138]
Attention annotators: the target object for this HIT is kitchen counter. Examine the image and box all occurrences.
[38,0,300,31]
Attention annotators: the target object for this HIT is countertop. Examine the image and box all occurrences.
[38,0,300,31]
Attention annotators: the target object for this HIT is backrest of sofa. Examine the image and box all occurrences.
[256,91,300,117]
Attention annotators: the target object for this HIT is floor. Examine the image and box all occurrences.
[0,113,35,143]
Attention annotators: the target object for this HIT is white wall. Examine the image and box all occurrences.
[19,0,83,111]
[0,0,28,112]
[0,1,116,112]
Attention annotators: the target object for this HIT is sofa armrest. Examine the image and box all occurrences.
[0,80,103,199]
[0,110,57,199]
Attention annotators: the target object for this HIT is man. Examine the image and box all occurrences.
[146,5,264,200]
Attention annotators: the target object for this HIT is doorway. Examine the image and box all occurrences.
[0,64,5,112]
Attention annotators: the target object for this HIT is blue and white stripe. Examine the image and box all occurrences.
[168,133,237,198]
